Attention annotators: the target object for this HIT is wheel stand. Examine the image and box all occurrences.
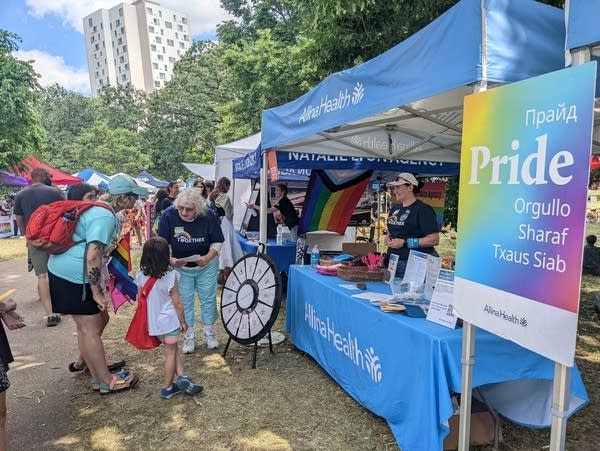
[222,329,275,369]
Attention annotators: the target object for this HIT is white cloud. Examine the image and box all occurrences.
[25,0,233,35]
[14,50,90,95]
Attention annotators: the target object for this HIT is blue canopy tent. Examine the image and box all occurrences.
[257,0,584,449]
[74,168,110,190]
[232,142,459,180]
[137,170,169,187]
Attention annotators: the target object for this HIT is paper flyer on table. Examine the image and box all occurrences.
[351,292,394,304]
[426,269,458,329]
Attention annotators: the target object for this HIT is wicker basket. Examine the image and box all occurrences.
[337,265,386,281]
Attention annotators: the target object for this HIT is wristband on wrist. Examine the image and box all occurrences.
[406,238,420,249]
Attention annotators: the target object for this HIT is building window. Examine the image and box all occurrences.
[179,42,185,49]
[116,19,120,26]
[165,21,172,29]
[122,74,127,81]
[155,36,162,44]
[164,64,168,71]
[119,7,123,16]
[90,36,94,43]
[157,54,164,61]
[167,39,174,47]
[121,27,124,34]
[159,72,165,80]
[177,24,183,32]
[151,44,157,51]
[168,56,175,63]
[119,56,125,63]
[152,62,158,69]
[125,63,129,70]
[88,18,93,27]
[175,32,178,39]
[122,45,127,52]
[147,7,153,14]
[154,81,161,87]
[183,34,188,41]
[182,17,188,25]
[94,43,99,51]
[117,37,122,45]
[149,26,154,33]
[93,25,97,32]
[153,18,159,25]
[161,28,164,36]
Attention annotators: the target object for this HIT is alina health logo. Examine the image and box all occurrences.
[298,82,365,124]
[305,302,382,382]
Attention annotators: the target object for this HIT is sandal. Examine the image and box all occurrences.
[68,361,86,372]
[92,369,130,391]
[99,373,139,395]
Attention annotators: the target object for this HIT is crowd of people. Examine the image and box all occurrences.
[1,169,248,412]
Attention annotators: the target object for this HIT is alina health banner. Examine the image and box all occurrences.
[454,63,596,366]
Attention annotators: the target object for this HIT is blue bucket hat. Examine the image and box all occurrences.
[108,174,148,196]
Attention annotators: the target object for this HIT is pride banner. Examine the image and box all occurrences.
[299,169,372,235]
[454,63,596,366]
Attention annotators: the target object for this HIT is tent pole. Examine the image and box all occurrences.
[259,151,269,246]
[547,42,590,451]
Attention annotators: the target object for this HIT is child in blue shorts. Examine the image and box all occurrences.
[136,237,204,399]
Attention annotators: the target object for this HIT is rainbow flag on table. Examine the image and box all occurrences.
[299,169,373,235]
[107,234,137,312]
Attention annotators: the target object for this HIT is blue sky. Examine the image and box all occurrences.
[0,0,231,95]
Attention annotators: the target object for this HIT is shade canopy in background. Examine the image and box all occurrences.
[14,156,82,186]
[213,133,261,230]
[182,163,215,181]
[0,170,28,187]
[74,168,111,190]
[137,170,169,187]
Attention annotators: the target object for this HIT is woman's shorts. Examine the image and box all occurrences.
[159,329,180,345]
[0,362,10,393]
[48,272,100,315]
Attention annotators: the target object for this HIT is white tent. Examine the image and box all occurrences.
[213,133,261,230]
[181,163,215,181]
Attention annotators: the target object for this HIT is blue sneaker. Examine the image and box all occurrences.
[176,375,203,395]
[160,384,183,400]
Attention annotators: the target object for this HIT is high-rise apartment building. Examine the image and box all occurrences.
[83,0,191,96]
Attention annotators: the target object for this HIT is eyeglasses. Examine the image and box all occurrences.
[177,206,195,213]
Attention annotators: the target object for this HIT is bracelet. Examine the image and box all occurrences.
[406,238,420,249]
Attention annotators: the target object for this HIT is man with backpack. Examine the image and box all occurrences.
[14,168,65,327]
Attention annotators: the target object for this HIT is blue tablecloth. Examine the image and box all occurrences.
[237,235,296,272]
[286,266,589,450]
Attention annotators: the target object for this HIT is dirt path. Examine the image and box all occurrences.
[0,257,78,450]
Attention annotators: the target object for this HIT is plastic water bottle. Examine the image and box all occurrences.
[296,236,306,266]
[276,224,283,245]
[310,244,320,268]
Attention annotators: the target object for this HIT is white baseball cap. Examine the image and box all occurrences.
[387,172,419,187]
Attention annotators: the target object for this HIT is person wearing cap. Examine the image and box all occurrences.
[157,188,225,353]
[47,174,147,394]
[385,172,440,277]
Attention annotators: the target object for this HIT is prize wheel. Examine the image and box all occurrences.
[220,250,282,345]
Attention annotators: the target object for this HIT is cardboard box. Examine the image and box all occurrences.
[342,242,377,256]
[443,398,502,450]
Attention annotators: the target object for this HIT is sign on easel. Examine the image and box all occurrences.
[426,269,458,329]
[454,63,597,367]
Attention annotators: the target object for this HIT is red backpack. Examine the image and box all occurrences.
[26,200,113,254]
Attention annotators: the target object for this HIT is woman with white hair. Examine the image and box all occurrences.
[158,189,224,353]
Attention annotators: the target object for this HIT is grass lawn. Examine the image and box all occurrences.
[0,237,27,262]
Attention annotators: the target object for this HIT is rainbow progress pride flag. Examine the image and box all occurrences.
[299,169,372,235]
[108,234,138,312]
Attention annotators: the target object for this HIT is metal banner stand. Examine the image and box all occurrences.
[458,321,475,450]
